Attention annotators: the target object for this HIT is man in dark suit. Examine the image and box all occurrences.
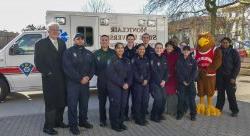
[34,22,68,135]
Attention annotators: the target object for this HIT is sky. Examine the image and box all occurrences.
[0,0,147,32]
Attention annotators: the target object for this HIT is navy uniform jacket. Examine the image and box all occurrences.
[63,45,95,84]
[176,54,197,84]
[124,45,136,60]
[150,53,168,85]
[131,55,151,84]
[107,56,133,90]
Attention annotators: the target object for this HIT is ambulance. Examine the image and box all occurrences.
[0,10,168,101]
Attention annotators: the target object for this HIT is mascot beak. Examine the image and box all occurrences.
[198,37,209,47]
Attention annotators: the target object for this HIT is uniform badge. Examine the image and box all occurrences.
[150,60,154,65]
[73,52,77,58]
[19,62,34,77]
[157,62,161,66]
[107,59,111,65]
[97,57,101,61]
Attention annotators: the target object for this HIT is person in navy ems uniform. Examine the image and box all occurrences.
[106,43,133,132]
[131,44,151,126]
[176,46,198,121]
[63,33,95,135]
[123,34,137,120]
[150,42,168,122]
[94,35,116,127]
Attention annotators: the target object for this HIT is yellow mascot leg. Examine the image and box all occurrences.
[196,96,206,115]
[206,96,221,116]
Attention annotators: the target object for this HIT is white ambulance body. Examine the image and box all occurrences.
[0,11,168,101]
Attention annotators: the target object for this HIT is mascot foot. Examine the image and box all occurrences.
[197,104,206,115]
[206,105,221,116]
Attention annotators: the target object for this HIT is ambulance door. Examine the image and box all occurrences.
[70,15,99,88]
[5,32,45,91]
[70,15,99,51]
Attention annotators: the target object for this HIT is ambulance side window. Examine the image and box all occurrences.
[77,27,93,46]
[10,34,42,55]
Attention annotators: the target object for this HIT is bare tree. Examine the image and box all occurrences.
[145,0,241,36]
[84,0,112,13]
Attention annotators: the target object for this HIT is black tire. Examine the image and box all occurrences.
[0,78,9,101]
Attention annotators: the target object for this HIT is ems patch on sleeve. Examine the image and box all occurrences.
[19,62,34,77]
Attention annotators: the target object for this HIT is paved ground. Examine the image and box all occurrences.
[0,76,250,136]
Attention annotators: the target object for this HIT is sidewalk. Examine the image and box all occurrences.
[0,76,250,136]
[0,101,250,136]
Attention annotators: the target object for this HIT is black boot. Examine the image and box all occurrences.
[190,115,196,121]
[43,128,58,135]
[120,123,128,130]
[231,112,238,117]
[150,116,160,122]
[79,121,93,129]
[69,127,80,135]
[176,113,183,120]
[100,121,107,127]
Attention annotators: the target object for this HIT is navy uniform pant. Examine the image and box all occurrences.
[124,88,134,118]
[177,83,196,116]
[97,79,109,123]
[150,83,166,119]
[67,82,90,127]
[133,84,150,122]
[108,87,128,128]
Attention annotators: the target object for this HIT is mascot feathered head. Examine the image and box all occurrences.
[197,32,215,52]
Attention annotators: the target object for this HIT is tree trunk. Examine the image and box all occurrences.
[210,10,217,37]
[241,6,246,40]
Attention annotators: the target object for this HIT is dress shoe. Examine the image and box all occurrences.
[135,120,146,126]
[43,128,58,135]
[79,121,93,129]
[231,112,238,117]
[111,126,123,132]
[100,121,107,127]
[160,115,166,120]
[176,114,183,120]
[120,123,127,130]
[69,127,80,135]
[150,116,160,123]
[191,115,196,121]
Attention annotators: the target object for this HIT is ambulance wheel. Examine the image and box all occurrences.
[0,78,9,102]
